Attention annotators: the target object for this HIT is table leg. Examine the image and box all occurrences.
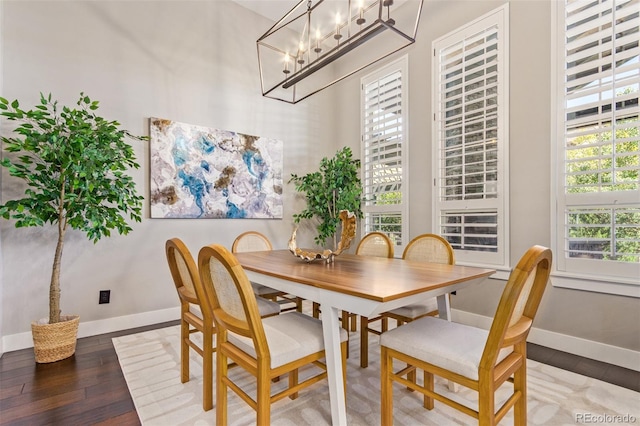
[436,294,451,320]
[436,293,458,392]
[321,304,348,426]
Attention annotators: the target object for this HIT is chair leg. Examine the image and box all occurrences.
[360,316,369,368]
[296,297,303,312]
[341,311,350,330]
[257,366,271,424]
[341,341,348,398]
[340,311,350,358]
[381,317,388,332]
[423,370,434,409]
[202,325,214,411]
[216,346,228,426]
[289,368,299,400]
[350,313,357,332]
[381,346,394,426]
[406,316,418,390]
[478,379,496,426]
[514,346,528,426]
[312,302,321,319]
[180,317,190,383]
[407,365,416,391]
[396,316,416,391]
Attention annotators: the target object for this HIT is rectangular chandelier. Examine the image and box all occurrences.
[257,0,424,104]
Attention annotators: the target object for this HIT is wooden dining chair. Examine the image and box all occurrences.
[198,243,348,425]
[232,231,303,312]
[165,238,280,411]
[165,238,216,411]
[357,232,395,368]
[358,233,454,368]
[380,245,552,426]
[383,233,455,325]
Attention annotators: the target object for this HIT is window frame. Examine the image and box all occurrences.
[360,55,410,254]
[550,0,640,298]
[431,4,510,271]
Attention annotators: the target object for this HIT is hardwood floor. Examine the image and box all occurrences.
[0,320,178,426]
[1,320,638,425]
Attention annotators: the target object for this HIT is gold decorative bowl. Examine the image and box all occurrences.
[288,210,356,263]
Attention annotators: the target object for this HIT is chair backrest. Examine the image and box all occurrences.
[198,244,269,353]
[480,245,552,370]
[356,232,394,258]
[402,233,455,265]
[232,231,273,253]
[165,238,213,317]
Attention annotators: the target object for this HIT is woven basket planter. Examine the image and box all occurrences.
[31,315,80,363]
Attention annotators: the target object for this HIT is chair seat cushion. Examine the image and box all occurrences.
[229,312,348,368]
[256,296,281,317]
[250,282,282,296]
[380,316,512,381]
[387,298,438,319]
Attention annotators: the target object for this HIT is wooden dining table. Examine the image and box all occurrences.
[234,249,496,426]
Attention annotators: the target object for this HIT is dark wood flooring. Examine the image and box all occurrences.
[1,320,638,425]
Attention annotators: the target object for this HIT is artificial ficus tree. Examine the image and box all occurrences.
[0,93,146,324]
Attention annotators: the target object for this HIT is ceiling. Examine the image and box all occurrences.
[231,1,297,22]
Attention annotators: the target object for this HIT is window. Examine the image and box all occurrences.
[361,57,409,252]
[552,0,639,296]
[432,5,510,269]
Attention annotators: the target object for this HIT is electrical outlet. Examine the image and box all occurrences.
[99,290,111,304]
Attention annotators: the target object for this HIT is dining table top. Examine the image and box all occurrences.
[234,249,496,303]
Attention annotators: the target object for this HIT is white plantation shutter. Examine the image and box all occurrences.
[438,28,499,202]
[361,57,409,251]
[432,5,509,267]
[554,0,640,286]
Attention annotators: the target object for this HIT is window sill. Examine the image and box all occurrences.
[551,273,640,298]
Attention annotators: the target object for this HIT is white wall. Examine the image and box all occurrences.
[0,0,340,348]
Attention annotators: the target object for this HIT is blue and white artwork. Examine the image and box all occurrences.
[150,118,283,219]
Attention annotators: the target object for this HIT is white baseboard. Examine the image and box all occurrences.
[452,309,640,372]
[4,307,638,373]
[2,306,180,353]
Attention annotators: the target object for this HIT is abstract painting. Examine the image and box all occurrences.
[149,118,283,219]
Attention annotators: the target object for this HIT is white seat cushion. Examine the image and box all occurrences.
[250,282,281,296]
[228,312,348,368]
[256,296,281,317]
[380,316,512,381]
[387,298,438,319]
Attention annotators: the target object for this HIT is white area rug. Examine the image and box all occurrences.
[113,322,639,425]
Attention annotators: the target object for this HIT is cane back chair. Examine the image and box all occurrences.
[380,245,552,426]
[165,238,280,411]
[198,244,348,425]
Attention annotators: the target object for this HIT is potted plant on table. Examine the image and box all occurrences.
[0,92,145,363]
[289,146,363,251]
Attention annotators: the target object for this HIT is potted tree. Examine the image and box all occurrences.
[0,92,145,363]
[289,146,363,250]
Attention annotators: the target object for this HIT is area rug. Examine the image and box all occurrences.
[113,322,639,425]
